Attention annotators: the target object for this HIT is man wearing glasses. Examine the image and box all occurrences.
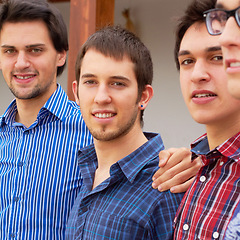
[204,1,240,239]
[173,0,240,239]
[204,0,240,100]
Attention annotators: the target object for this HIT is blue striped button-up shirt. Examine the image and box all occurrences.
[66,133,184,240]
[0,85,92,240]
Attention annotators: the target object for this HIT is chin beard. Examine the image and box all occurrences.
[10,87,41,99]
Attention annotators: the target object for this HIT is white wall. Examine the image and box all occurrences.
[0,0,205,148]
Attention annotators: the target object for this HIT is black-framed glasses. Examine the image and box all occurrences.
[203,6,240,35]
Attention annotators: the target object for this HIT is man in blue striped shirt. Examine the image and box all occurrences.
[0,0,92,239]
[66,26,184,239]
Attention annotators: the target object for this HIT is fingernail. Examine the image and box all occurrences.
[159,159,166,165]
[152,182,157,188]
[158,185,162,191]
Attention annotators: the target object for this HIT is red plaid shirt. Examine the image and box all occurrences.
[174,132,240,240]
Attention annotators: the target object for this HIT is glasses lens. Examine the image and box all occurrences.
[236,7,240,27]
[207,10,227,35]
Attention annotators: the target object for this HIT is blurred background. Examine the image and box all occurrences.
[0,0,205,148]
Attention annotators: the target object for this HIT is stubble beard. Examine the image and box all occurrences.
[9,84,42,99]
[89,108,139,142]
[9,72,55,100]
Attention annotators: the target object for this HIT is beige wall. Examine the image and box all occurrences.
[0,0,205,148]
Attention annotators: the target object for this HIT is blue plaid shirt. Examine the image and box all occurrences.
[66,133,184,240]
[0,85,92,240]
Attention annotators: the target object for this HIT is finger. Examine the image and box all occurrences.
[158,147,184,167]
[152,159,188,187]
[153,153,192,186]
[153,158,202,191]
[159,147,191,170]
[170,177,195,193]
[152,168,162,182]
[158,150,172,168]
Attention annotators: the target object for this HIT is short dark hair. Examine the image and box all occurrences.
[174,0,216,70]
[0,0,68,76]
[75,25,153,125]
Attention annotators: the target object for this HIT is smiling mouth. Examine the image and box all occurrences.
[94,113,115,118]
[230,62,240,68]
[14,75,36,80]
[193,93,216,98]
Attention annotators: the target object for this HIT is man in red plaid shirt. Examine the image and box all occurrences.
[171,0,240,239]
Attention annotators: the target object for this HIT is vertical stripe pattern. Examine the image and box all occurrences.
[0,85,92,240]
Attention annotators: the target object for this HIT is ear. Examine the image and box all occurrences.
[138,85,154,110]
[72,80,80,105]
[57,50,67,67]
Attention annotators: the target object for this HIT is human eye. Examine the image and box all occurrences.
[29,48,43,54]
[179,58,194,66]
[212,55,223,61]
[3,48,16,54]
[112,81,126,87]
[83,80,97,85]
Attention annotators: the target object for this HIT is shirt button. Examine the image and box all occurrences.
[219,161,224,166]
[213,232,219,239]
[13,197,20,202]
[17,162,24,167]
[183,224,189,231]
[200,176,206,182]
[10,233,16,238]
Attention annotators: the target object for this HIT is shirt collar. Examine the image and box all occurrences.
[78,132,164,184]
[0,100,17,127]
[41,84,70,121]
[117,133,164,183]
[191,132,240,164]
[0,84,71,126]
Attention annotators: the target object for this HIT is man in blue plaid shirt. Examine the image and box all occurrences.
[65,26,184,240]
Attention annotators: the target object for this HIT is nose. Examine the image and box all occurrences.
[94,84,111,105]
[15,51,30,69]
[191,60,210,83]
[219,17,240,48]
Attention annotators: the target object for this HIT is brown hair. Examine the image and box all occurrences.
[75,26,153,125]
[174,0,216,70]
[0,0,68,76]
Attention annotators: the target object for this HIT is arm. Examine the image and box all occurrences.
[152,148,202,193]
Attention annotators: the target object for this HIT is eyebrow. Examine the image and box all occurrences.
[81,73,131,82]
[206,46,222,52]
[1,43,45,49]
[178,46,222,57]
[215,3,224,9]
[81,73,96,78]
[178,50,190,57]
[110,75,130,81]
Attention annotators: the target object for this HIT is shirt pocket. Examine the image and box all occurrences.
[76,211,148,240]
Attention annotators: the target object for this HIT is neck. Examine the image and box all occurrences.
[94,125,147,172]
[15,86,57,128]
[206,117,240,150]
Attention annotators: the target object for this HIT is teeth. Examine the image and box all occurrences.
[194,93,215,98]
[230,62,240,67]
[16,75,33,80]
[95,113,114,118]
